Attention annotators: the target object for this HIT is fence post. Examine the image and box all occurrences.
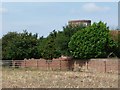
[87,61,88,70]
[12,59,14,67]
[104,60,106,73]
[12,59,13,67]
[46,60,47,71]
[37,60,38,68]
[47,60,50,70]
[25,60,26,68]
[60,59,61,71]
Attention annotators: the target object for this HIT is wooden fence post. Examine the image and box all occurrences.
[12,60,14,67]
[60,59,61,71]
[47,60,49,70]
[37,60,38,68]
[25,60,26,68]
[46,60,47,71]
[87,61,88,70]
[104,61,106,73]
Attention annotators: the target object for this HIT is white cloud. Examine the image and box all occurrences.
[0,7,8,13]
[82,3,110,13]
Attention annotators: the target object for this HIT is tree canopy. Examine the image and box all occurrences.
[38,25,85,59]
[68,21,118,59]
[2,22,119,60]
[2,30,40,60]
[0,39,2,59]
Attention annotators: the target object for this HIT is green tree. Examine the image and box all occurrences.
[39,30,61,59]
[38,24,85,59]
[55,31,69,56]
[117,33,120,58]
[2,32,19,60]
[111,30,120,58]
[0,39,2,60]
[68,21,118,59]
[55,24,86,56]
[2,30,40,60]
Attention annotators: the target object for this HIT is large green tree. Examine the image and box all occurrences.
[38,25,85,59]
[2,30,40,60]
[117,33,120,58]
[39,30,61,59]
[109,30,120,58]
[68,21,118,59]
[2,32,19,60]
[0,39,2,59]
[55,24,86,56]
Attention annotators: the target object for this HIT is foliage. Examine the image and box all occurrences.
[0,39,2,59]
[3,21,118,60]
[38,25,85,59]
[2,32,19,59]
[2,30,40,60]
[38,30,61,59]
[55,24,86,56]
[68,21,118,59]
[54,31,69,56]
[108,30,120,58]
[118,33,120,58]
[114,32,120,58]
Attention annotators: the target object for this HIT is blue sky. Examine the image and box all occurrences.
[1,2,118,38]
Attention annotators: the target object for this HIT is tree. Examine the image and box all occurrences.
[39,30,61,59]
[117,33,120,58]
[0,39,2,59]
[109,30,120,58]
[38,24,86,59]
[55,24,86,56]
[2,30,40,60]
[2,32,19,60]
[54,31,69,56]
[68,21,118,59]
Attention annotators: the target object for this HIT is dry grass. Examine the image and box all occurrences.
[2,67,118,88]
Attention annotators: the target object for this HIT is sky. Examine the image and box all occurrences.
[0,1,118,38]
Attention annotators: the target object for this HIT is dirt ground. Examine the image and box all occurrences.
[2,67,118,88]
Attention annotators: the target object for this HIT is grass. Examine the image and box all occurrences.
[2,67,118,88]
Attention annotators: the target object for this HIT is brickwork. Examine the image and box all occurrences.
[87,59,105,72]
[12,58,119,73]
[110,30,120,41]
[73,58,118,73]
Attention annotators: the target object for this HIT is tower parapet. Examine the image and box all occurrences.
[68,20,91,26]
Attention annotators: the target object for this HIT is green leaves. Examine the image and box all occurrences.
[38,30,61,60]
[2,30,40,60]
[68,21,118,59]
[38,25,85,59]
[3,21,118,60]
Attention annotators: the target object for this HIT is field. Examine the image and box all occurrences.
[2,67,118,88]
